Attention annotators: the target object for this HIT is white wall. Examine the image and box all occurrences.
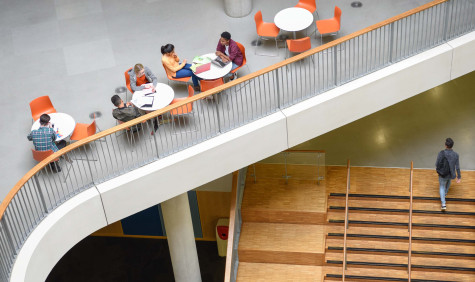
[9,31,475,282]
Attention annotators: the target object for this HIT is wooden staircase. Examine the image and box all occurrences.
[323,167,475,282]
[235,165,475,281]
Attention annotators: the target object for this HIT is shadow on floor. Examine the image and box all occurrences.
[46,236,225,282]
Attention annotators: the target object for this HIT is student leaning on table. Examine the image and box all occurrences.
[161,43,201,91]
[128,63,158,92]
[215,31,243,80]
[111,95,159,132]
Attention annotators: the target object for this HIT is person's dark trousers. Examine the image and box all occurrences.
[49,140,67,172]
[174,63,202,87]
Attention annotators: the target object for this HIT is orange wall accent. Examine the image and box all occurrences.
[196,191,231,240]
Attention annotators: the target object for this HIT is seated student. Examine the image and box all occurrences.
[111,95,159,132]
[27,114,66,172]
[215,31,243,80]
[161,44,201,91]
[128,64,158,92]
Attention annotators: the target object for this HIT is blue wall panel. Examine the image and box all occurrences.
[121,205,164,236]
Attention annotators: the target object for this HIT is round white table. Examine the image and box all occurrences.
[274,7,314,38]
[194,53,233,80]
[131,83,175,111]
[31,113,76,142]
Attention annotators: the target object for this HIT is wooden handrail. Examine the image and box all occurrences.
[342,159,351,281]
[0,0,450,220]
[224,171,239,282]
[408,161,414,281]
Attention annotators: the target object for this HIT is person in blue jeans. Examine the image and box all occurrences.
[161,44,201,91]
[435,137,461,211]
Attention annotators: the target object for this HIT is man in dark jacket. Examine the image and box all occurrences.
[435,137,461,210]
[111,95,142,122]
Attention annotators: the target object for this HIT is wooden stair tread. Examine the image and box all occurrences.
[326,259,475,272]
[237,262,322,282]
[324,265,475,281]
[328,212,475,226]
[326,225,475,240]
[327,198,475,212]
[329,206,475,216]
[239,222,325,253]
[326,246,475,258]
[325,252,475,268]
[329,219,475,230]
[324,273,453,282]
[325,239,475,254]
[327,233,475,244]
[329,193,475,203]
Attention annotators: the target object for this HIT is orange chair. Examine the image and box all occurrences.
[286,37,312,58]
[315,6,342,42]
[124,68,133,94]
[170,85,195,115]
[32,149,71,180]
[200,78,224,93]
[70,119,98,141]
[295,0,319,18]
[30,96,56,121]
[169,85,197,134]
[254,11,280,56]
[230,42,250,79]
[162,63,191,86]
[32,149,57,163]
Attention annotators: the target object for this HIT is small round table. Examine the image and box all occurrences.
[131,83,175,111]
[31,113,76,142]
[274,7,314,38]
[194,53,233,80]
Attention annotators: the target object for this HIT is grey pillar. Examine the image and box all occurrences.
[224,0,252,18]
[161,193,202,282]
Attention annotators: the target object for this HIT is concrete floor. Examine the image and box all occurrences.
[0,0,432,201]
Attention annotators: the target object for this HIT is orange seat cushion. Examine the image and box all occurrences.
[316,19,339,35]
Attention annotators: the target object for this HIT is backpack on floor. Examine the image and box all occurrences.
[436,151,450,177]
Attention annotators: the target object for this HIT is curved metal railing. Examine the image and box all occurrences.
[1,0,474,280]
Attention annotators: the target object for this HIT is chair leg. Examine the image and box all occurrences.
[255,36,279,57]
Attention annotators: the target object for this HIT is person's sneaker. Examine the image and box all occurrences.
[441,205,447,211]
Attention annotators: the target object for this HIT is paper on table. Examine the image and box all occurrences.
[193,56,211,64]
[134,96,154,108]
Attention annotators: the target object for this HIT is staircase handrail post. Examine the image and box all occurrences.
[342,159,351,281]
[408,161,414,281]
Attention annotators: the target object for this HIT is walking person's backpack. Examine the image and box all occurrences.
[436,151,450,177]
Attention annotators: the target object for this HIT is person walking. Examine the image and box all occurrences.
[435,138,461,211]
